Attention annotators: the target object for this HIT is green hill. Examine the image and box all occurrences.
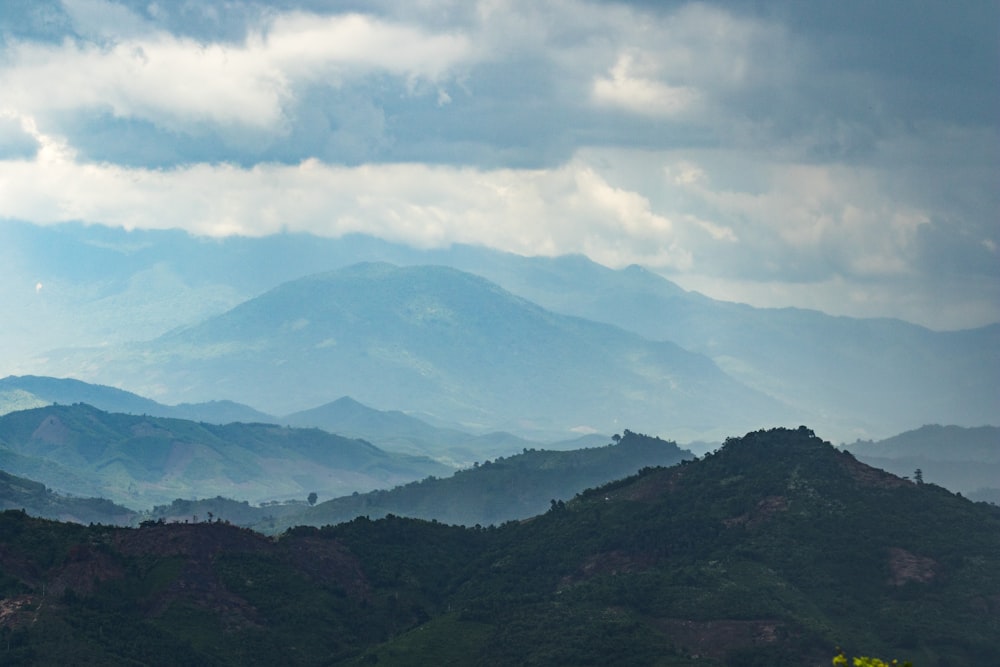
[262,430,692,531]
[0,375,276,424]
[0,427,997,665]
[0,403,448,507]
[0,468,136,525]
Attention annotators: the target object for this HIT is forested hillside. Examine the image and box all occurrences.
[0,403,447,506]
[1,427,997,665]
[262,430,691,531]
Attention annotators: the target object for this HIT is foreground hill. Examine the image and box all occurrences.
[844,424,1000,501]
[260,430,692,531]
[0,404,448,507]
[49,263,789,439]
[1,427,997,665]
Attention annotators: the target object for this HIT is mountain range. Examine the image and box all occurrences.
[0,375,607,467]
[0,403,447,507]
[1,427,997,665]
[844,424,1000,503]
[4,221,996,442]
[37,262,789,439]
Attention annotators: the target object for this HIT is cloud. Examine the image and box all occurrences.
[0,8,473,135]
[0,121,691,271]
[591,53,699,117]
[0,0,995,329]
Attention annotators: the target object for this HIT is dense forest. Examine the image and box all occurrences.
[1,427,998,665]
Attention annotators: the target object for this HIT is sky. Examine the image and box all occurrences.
[0,0,997,330]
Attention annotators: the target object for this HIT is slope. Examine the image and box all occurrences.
[262,430,692,531]
[285,396,549,465]
[0,403,448,507]
[0,468,136,525]
[8,223,996,442]
[0,375,276,424]
[57,263,789,439]
[844,424,1000,501]
[441,248,1000,439]
[1,427,998,665]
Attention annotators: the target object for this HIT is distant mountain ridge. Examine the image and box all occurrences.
[5,222,997,442]
[844,424,1000,502]
[284,396,595,466]
[0,375,275,423]
[0,376,610,465]
[0,403,448,507]
[39,263,790,439]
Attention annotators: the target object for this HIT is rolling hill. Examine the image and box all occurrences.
[260,429,692,531]
[1,427,997,665]
[0,403,448,507]
[283,396,606,465]
[0,375,275,423]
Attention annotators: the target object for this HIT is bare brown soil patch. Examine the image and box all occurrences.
[837,451,910,489]
[887,547,937,586]
[652,617,786,661]
[723,495,789,529]
[30,415,71,445]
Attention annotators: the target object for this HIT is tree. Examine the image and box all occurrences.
[833,650,912,666]
[308,492,318,506]
[913,468,923,485]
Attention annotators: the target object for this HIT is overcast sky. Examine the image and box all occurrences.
[1,0,997,330]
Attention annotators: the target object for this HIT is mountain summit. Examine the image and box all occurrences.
[78,263,789,438]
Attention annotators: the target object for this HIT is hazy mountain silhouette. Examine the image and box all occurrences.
[0,375,276,423]
[6,222,997,441]
[844,424,1000,501]
[0,403,448,507]
[59,263,788,439]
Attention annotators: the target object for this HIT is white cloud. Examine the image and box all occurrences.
[591,53,699,117]
[0,124,689,270]
[664,155,931,279]
[0,0,994,329]
[0,9,473,133]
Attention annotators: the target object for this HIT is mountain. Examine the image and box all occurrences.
[846,424,1000,461]
[284,396,575,465]
[41,263,789,440]
[844,424,1000,502]
[0,403,449,507]
[261,430,692,531]
[0,468,137,525]
[1,427,998,665]
[438,249,1000,440]
[7,223,997,441]
[0,375,276,423]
